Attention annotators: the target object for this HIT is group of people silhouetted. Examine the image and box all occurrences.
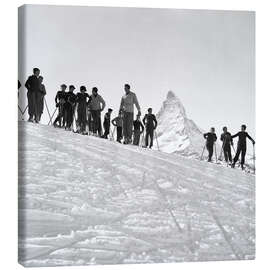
[19,67,255,171]
[20,68,158,149]
[203,125,255,170]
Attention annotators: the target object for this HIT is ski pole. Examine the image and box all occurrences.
[112,126,116,140]
[72,107,77,132]
[109,127,114,141]
[253,144,256,173]
[48,108,57,125]
[231,144,236,154]
[200,145,206,160]
[214,143,218,163]
[155,131,160,151]
[18,105,24,121]
[44,98,52,123]
[218,141,224,161]
[18,105,28,116]
[140,130,145,147]
[18,105,23,115]
[22,105,28,115]
[22,104,28,115]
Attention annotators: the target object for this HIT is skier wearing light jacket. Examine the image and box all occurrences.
[119,84,141,144]
[88,87,106,137]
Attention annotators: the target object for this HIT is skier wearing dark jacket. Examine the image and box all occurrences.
[25,68,41,122]
[220,126,233,163]
[143,108,157,148]
[203,127,217,162]
[65,85,77,130]
[76,86,90,133]
[133,115,144,146]
[102,108,113,139]
[231,125,255,169]
[53,84,67,127]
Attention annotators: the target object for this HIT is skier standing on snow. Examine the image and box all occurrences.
[88,87,106,137]
[36,76,46,123]
[142,108,157,149]
[203,127,217,162]
[25,68,41,123]
[231,124,255,170]
[119,84,141,144]
[64,85,77,131]
[133,115,144,146]
[220,126,233,164]
[102,108,113,139]
[76,86,90,134]
[112,112,123,143]
[53,84,67,128]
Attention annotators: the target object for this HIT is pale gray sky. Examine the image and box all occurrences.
[18,5,255,139]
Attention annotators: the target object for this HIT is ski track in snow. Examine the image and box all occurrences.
[18,122,255,267]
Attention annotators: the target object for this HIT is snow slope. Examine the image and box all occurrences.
[18,121,255,267]
[153,91,205,157]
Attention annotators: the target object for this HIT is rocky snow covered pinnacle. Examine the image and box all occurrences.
[159,90,187,119]
[155,91,204,157]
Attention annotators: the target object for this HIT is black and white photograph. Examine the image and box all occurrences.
[18,4,255,267]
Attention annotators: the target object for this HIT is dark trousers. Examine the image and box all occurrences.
[88,111,94,133]
[133,129,141,145]
[54,104,65,127]
[27,91,38,120]
[116,126,122,142]
[77,104,87,132]
[91,110,102,136]
[145,129,154,148]
[233,146,247,165]
[103,123,110,139]
[223,144,232,163]
[36,91,44,121]
[206,143,214,161]
[65,104,74,129]
[123,112,133,142]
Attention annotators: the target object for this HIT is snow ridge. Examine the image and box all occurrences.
[18,122,255,267]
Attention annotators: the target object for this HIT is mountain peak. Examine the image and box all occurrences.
[166,91,177,99]
[163,90,186,117]
[155,90,204,156]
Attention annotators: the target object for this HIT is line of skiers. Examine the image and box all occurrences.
[20,68,255,169]
[203,125,255,170]
[21,68,158,148]
[52,83,158,148]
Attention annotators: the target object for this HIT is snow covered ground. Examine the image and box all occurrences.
[18,121,255,267]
